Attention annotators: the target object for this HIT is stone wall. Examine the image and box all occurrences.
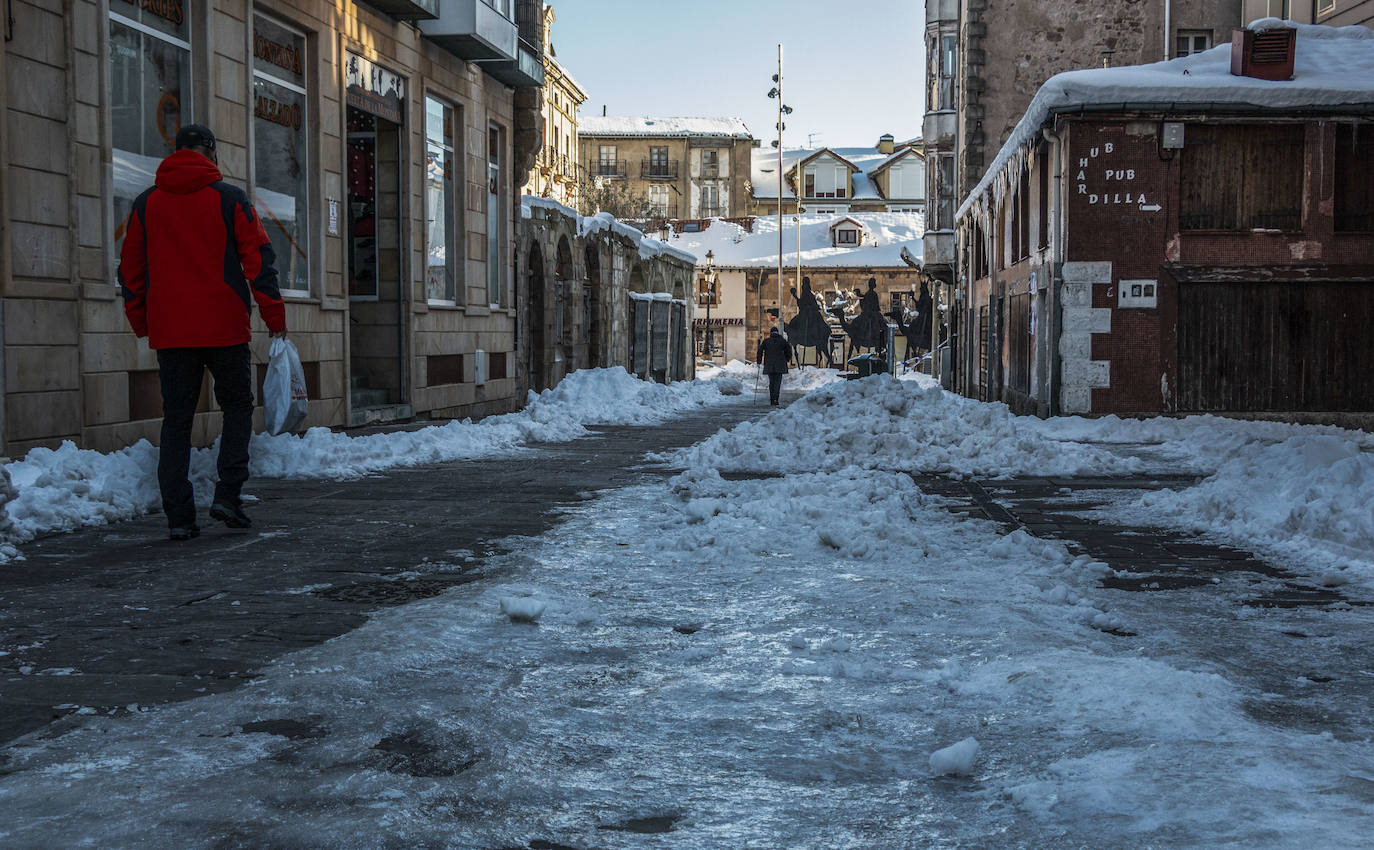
[520,200,695,392]
[1,0,532,455]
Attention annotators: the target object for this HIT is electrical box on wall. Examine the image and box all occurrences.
[1118,279,1158,309]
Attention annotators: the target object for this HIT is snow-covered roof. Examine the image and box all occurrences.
[666,212,924,269]
[579,116,753,139]
[521,195,697,265]
[957,20,1374,222]
[753,144,924,201]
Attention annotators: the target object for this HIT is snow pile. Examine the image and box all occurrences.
[0,368,734,546]
[1115,433,1374,580]
[669,373,1140,478]
[521,196,696,264]
[499,596,547,623]
[929,737,980,776]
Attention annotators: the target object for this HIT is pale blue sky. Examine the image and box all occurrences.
[551,0,926,150]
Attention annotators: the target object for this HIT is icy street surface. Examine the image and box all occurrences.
[1,370,1372,848]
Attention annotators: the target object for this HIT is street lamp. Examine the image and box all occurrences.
[701,249,717,357]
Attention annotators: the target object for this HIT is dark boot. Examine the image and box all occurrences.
[210,501,252,528]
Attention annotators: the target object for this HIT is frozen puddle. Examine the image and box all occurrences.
[0,467,1369,848]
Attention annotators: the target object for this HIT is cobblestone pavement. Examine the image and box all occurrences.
[2,399,1369,752]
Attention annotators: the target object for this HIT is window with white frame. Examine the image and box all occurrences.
[110,3,193,263]
[1263,0,1292,17]
[888,161,924,199]
[598,144,617,175]
[804,161,848,198]
[698,184,719,217]
[252,14,310,296]
[1175,30,1212,57]
[488,124,505,307]
[1316,0,1336,17]
[425,96,458,304]
[648,184,670,216]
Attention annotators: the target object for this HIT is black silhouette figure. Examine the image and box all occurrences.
[785,278,836,368]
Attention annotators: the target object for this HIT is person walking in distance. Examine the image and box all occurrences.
[755,326,793,406]
[118,124,287,540]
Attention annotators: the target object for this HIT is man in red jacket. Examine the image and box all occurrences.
[119,124,288,540]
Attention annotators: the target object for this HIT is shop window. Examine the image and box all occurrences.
[1179,124,1304,232]
[110,4,193,264]
[252,15,310,296]
[1335,124,1373,232]
[488,124,505,307]
[425,96,460,303]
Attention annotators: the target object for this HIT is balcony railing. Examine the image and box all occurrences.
[538,147,574,174]
[641,159,680,179]
[592,160,626,178]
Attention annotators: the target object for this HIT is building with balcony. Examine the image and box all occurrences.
[748,134,926,218]
[0,0,545,455]
[578,117,755,220]
[521,4,587,208]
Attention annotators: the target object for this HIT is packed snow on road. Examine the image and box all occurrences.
[0,366,1370,848]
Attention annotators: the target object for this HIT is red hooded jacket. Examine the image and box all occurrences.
[119,150,286,348]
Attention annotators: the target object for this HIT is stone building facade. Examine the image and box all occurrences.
[520,3,585,209]
[954,23,1374,425]
[0,0,545,456]
[921,0,1243,388]
[520,199,696,392]
[578,117,755,220]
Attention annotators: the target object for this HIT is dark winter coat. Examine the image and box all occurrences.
[119,150,286,349]
[756,332,793,374]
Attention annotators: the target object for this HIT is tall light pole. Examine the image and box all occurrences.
[767,45,792,343]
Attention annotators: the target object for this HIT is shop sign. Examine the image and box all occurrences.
[346,52,404,124]
[118,0,184,25]
[255,30,302,76]
[693,317,744,327]
[255,93,302,129]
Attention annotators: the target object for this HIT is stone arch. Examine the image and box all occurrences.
[584,243,603,368]
[628,263,648,378]
[527,238,549,392]
[555,234,576,367]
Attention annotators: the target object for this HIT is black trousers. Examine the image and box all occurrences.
[767,372,784,405]
[156,344,253,528]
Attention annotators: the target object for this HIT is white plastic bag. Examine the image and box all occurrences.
[263,336,308,435]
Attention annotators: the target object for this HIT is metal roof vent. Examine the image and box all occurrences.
[1230,26,1296,81]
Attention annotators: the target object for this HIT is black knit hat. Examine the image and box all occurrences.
[174,123,216,151]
